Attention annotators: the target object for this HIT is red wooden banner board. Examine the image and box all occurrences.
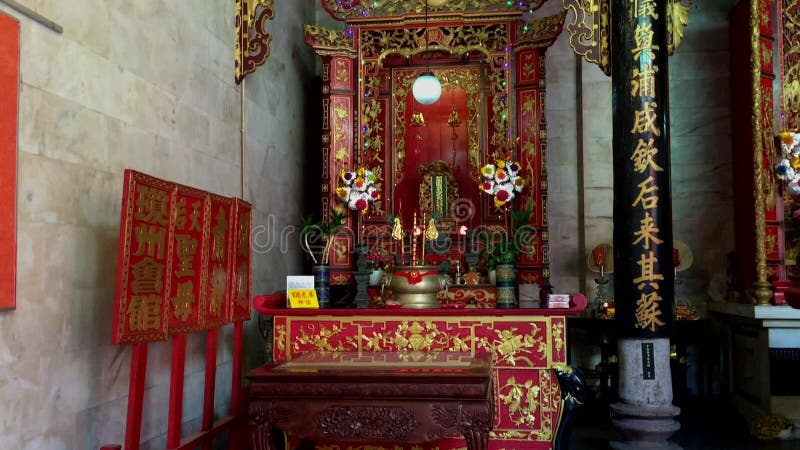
[203,193,234,329]
[0,13,19,310]
[112,170,176,344]
[113,170,252,344]
[230,199,252,321]
[168,185,211,334]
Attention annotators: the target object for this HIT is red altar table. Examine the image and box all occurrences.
[253,296,586,450]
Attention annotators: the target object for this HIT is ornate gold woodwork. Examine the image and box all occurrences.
[304,25,357,57]
[516,10,568,50]
[562,0,611,75]
[561,0,690,75]
[235,0,275,84]
[667,0,692,55]
[271,314,568,444]
[359,24,508,63]
[418,161,460,219]
[784,0,800,130]
[751,0,772,304]
[320,0,547,21]
[389,67,484,182]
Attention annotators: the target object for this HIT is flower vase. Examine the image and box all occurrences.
[495,263,517,308]
[312,264,331,308]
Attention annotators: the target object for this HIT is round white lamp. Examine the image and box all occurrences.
[412,71,442,105]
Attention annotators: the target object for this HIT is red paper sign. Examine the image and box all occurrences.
[0,13,19,310]
[168,185,211,334]
[230,198,252,321]
[112,170,176,344]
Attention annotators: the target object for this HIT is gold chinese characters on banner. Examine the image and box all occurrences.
[112,170,252,344]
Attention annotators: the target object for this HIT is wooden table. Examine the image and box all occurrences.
[247,352,493,450]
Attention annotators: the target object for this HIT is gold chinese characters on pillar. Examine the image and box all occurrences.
[629,0,666,333]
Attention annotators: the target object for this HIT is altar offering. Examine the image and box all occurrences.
[385,265,448,308]
[547,294,570,309]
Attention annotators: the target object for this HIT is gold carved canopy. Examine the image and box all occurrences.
[320,0,547,21]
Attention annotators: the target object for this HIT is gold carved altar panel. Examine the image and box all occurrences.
[272,314,567,447]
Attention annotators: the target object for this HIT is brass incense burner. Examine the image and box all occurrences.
[384,265,448,308]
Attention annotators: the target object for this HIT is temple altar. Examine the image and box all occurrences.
[253,296,587,450]
[303,1,567,290]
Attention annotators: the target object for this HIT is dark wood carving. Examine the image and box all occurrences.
[247,353,493,450]
[314,406,418,439]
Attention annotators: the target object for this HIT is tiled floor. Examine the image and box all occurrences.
[570,399,800,449]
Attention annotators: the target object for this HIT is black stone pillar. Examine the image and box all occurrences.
[609,1,681,447]
[612,0,674,339]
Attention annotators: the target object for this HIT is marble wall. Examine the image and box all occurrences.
[543,0,737,311]
[0,1,315,448]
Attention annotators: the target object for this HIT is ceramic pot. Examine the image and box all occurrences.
[495,263,518,308]
[312,264,331,308]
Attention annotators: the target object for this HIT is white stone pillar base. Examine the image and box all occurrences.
[610,337,681,449]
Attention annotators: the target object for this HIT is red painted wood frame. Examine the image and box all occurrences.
[100,322,250,450]
[0,13,19,310]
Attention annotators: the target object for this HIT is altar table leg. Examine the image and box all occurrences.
[462,428,489,450]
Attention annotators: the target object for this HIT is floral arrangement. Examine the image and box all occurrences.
[479,160,525,207]
[776,131,800,197]
[336,167,379,214]
[366,247,394,271]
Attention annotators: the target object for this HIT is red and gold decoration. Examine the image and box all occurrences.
[113,171,176,343]
[270,312,568,445]
[235,0,275,83]
[304,3,564,289]
[561,0,690,75]
[230,199,253,322]
[783,0,800,130]
[112,170,252,344]
[321,0,549,21]
[0,13,18,310]
[168,184,210,334]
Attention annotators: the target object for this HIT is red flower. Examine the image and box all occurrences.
[483,182,493,191]
[355,198,367,210]
[370,190,379,199]
[496,190,510,202]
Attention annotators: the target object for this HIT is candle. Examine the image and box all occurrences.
[420,211,427,266]
[411,211,417,266]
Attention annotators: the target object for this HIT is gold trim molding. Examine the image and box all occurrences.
[320,0,548,22]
